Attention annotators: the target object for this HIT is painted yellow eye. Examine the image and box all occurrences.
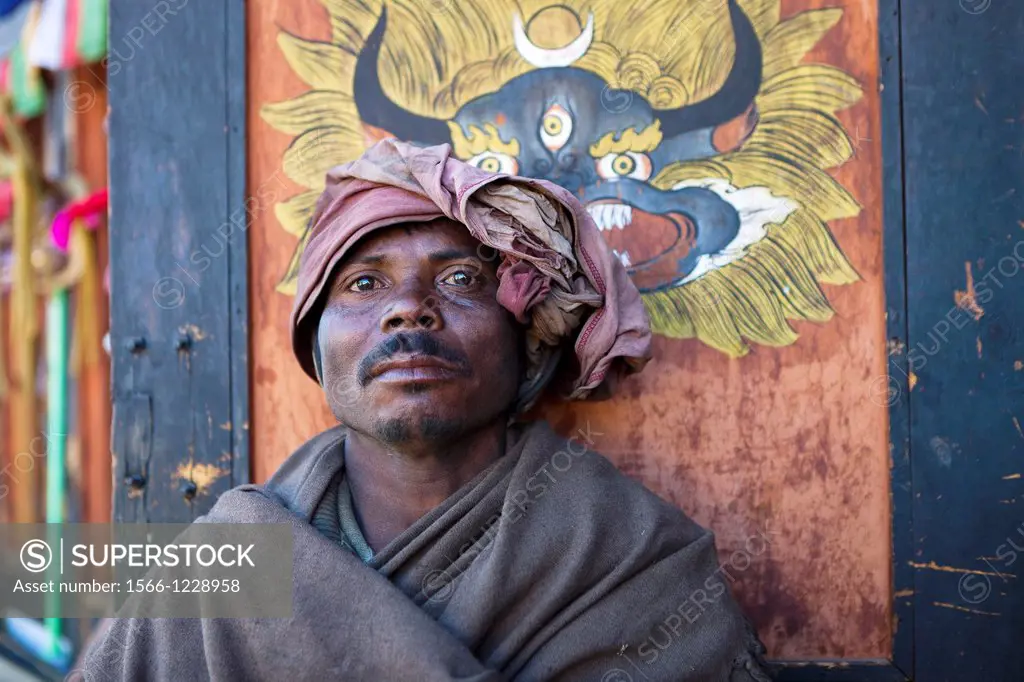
[540,104,572,151]
[595,152,653,181]
[468,151,518,175]
[611,154,635,176]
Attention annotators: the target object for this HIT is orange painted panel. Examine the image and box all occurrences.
[247,0,890,659]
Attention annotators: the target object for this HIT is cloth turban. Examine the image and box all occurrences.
[290,139,652,410]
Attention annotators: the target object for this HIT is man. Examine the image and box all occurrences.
[84,140,772,680]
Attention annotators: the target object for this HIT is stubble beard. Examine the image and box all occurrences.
[372,414,466,444]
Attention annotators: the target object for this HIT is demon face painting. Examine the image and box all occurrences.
[264,0,864,356]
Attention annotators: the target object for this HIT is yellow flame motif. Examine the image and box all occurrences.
[261,0,863,356]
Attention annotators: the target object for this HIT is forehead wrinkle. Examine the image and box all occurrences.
[335,246,484,279]
[334,220,491,279]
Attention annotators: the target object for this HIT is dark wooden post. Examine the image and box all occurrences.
[900,1,1024,680]
[108,0,248,523]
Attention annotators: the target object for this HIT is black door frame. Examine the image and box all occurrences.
[108,0,248,523]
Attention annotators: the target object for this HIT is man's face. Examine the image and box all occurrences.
[317,218,523,444]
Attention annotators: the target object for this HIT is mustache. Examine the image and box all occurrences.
[357,331,471,386]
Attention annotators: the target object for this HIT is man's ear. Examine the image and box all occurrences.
[312,326,324,384]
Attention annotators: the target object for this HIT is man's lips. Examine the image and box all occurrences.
[369,355,466,384]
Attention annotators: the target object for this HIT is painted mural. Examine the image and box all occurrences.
[261,0,863,356]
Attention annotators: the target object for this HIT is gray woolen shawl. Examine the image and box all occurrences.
[82,421,774,681]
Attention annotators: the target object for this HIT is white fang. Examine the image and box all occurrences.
[586,203,632,231]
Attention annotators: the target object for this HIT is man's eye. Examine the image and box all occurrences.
[442,270,474,287]
[348,276,380,292]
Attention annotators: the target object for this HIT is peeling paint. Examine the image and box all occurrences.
[1014,417,1024,441]
[219,421,232,431]
[172,461,229,496]
[894,589,914,597]
[954,262,985,321]
[977,336,983,358]
[933,602,1000,617]
[1002,473,1021,480]
[909,372,918,391]
[182,324,208,341]
[908,560,1016,579]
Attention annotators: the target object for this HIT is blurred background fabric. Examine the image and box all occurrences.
[0,0,109,677]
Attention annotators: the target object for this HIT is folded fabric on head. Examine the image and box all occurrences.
[290,139,652,410]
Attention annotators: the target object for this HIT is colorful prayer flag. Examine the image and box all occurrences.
[29,0,107,70]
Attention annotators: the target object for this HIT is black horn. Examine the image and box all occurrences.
[657,0,762,138]
[353,6,451,145]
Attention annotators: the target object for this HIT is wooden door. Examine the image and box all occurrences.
[248,0,891,671]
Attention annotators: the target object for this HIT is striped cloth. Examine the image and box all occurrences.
[0,1,42,117]
[28,0,106,70]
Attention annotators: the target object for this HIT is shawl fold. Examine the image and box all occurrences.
[290,139,652,409]
[82,422,773,681]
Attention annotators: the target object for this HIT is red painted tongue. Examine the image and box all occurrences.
[597,208,674,261]
[593,206,697,289]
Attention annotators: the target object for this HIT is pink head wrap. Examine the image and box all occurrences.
[291,139,651,409]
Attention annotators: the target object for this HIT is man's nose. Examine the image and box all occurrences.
[380,280,443,332]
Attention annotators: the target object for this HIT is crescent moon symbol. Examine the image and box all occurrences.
[513,12,595,68]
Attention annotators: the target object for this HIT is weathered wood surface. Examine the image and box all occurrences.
[901,0,1024,680]
[108,0,248,522]
[246,0,890,661]
[877,0,912,674]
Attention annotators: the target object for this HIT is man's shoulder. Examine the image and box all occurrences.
[263,424,347,507]
[513,420,710,547]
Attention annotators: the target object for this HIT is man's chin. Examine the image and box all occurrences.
[370,414,466,444]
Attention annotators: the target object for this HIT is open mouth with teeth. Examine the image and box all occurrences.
[586,199,698,291]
